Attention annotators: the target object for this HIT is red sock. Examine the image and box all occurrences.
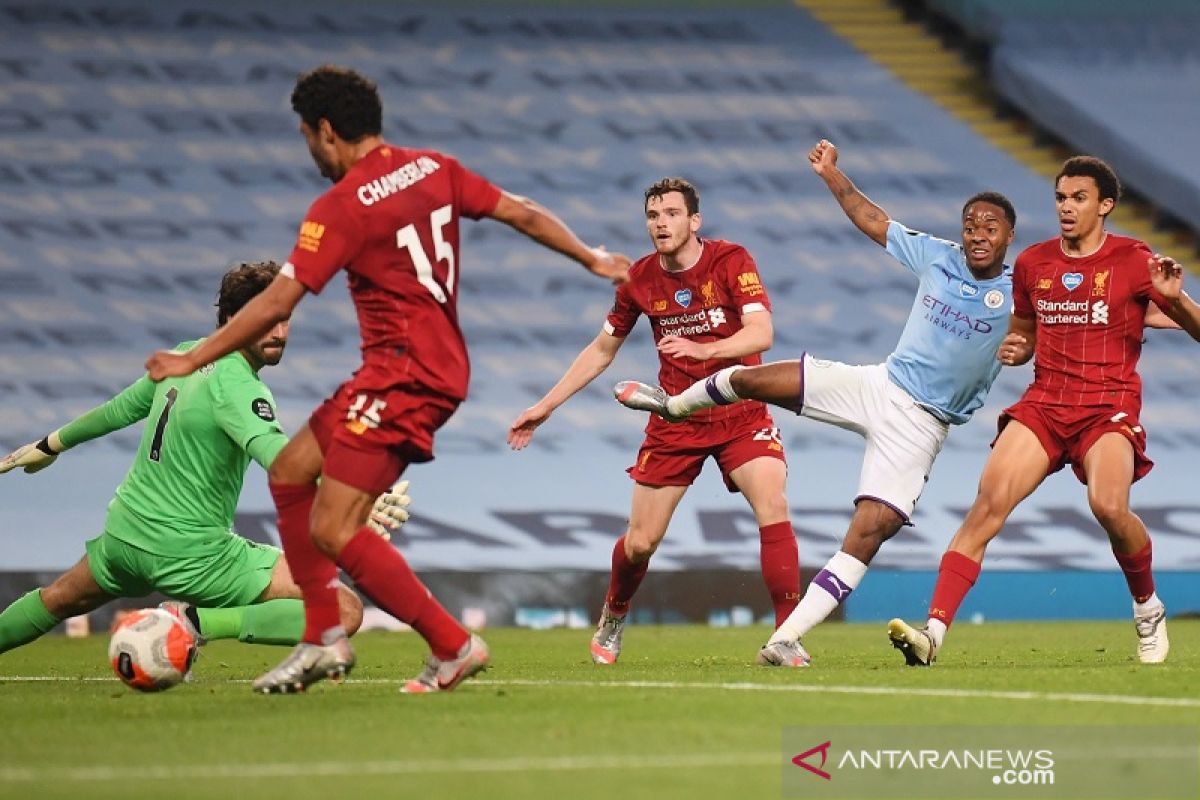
[759,522,801,627]
[270,481,340,644]
[1113,540,1155,603]
[928,550,981,627]
[604,535,649,616]
[337,529,467,660]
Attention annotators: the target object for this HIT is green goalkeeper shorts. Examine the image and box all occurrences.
[84,531,281,607]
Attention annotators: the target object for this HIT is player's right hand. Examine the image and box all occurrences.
[144,350,198,382]
[808,139,838,176]
[587,246,632,286]
[508,405,552,450]
[997,333,1032,366]
[0,440,58,475]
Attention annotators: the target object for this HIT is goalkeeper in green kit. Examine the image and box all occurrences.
[0,262,409,658]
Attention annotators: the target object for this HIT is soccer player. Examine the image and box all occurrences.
[0,262,410,660]
[145,65,630,694]
[616,140,1017,666]
[508,177,800,664]
[887,156,1200,666]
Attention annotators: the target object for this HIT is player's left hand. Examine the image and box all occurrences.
[657,335,712,361]
[1148,253,1184,300]
[145,350,199,382]
[366,480,411,540]
[0,440,58,475]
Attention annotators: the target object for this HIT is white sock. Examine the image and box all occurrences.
[926,618,948,648]
[667,365,745,417]
[1134,592,1163,616]
[769,551,868,644]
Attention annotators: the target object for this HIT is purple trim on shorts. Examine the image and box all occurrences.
[705,374,733,406]
[792,352,807,415]
[854,494,913,527]
[813,568,854,603]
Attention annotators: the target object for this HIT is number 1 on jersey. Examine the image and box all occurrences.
[149,387,179,463]
[396,204,455,303]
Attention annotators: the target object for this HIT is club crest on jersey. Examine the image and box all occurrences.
[1062,272,1084,291]
[674,289,692,308]
[959,281,979,298]
[1092,270,1110,297]
[701,280,718,308]
[984,289,1005,309]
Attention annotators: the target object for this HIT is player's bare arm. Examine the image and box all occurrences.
[508,329,625,450]
[809,139,890,246]
[1148,254,1200,340]
[145,276,306,381]
[657,310,773,362]
[489,191,631,285]
[998,314,1036,366]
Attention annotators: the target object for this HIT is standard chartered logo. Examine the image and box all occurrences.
[707,308,727,327]
[1091,301,1109,325]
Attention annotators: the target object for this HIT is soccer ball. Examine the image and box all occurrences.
[108,608,197,692]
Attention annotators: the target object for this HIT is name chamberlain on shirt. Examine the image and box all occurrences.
[1035,298,1089,325]
[356,155,441,206]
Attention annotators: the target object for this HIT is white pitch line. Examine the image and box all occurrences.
[0,752,778,783]
[476,678,1200,709]
[3,674,1198,708]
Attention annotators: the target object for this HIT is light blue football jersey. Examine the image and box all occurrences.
[884,220,1012,425]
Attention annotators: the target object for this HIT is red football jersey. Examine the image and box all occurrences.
[605,238,772,423]
[1012,233,1167,408]
[285,144,501,401]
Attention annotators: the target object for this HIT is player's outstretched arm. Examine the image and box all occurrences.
[146,276,306,381]
[508,329,625,450]
[1148,254,1200,340]
[809,139,891,247]
[0,375,158,475]
[488,191,631,285]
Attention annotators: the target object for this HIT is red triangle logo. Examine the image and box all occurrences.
[792,740,832,780]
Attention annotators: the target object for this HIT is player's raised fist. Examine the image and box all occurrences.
[808,139,838,175]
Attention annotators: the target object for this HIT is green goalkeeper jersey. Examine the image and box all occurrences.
[59,341,287,557]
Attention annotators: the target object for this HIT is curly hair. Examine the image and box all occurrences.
[1056,156,1122,208]
[216,261,281,325]
[644,177,700,215]
[291,65,383,142]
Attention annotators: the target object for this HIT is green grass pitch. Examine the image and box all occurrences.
[1,621,1197,799]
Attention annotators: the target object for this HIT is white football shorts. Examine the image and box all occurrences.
[798,356,949,521]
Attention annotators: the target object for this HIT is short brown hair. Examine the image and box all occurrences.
[216,261,281,325]
[645,177,700,215]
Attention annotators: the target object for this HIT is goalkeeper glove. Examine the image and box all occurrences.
[0,431,66,475]
[366,479,411,540]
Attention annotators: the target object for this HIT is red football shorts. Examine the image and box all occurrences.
[997,398,1152,485]
[627,408,786,492]
[309,361,459,496]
